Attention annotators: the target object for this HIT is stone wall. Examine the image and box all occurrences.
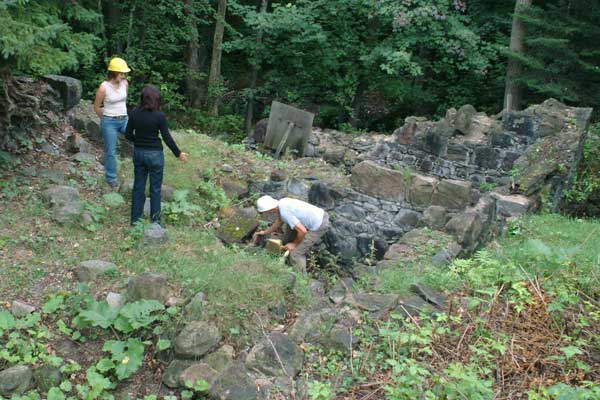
[254,99,592,266]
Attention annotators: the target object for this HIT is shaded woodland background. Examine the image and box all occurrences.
[2,0,600,137]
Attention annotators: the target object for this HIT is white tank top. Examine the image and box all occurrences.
[102,81,128,116]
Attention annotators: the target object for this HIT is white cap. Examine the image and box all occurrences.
[257,195,279,212]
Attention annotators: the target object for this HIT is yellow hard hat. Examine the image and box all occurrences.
[107,57,131,73]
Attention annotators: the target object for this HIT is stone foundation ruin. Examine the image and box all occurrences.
[253,99,592,269]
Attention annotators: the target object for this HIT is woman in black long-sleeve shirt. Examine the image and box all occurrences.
[125,86,188,225]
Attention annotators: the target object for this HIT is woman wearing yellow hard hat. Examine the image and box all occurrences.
[93,57,131,189]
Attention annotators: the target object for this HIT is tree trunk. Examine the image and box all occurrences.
[207,0,227,116]
[98,0,108,60]
[105,0,122,55]
[125,4,136,57]
[504,0,532,112]
[245,0,269,136]
[185,0,202,108]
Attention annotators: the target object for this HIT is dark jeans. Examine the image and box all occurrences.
[131,148,164,225]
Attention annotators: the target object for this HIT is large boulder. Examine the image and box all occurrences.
[163,360,196,388]
[444,212,483,249]
[432,179,472,210]
[32,365,62,393]
[72,100,102,143]
[217,207,259,244]
[210,363,258,400]
[126,272,170,303]
[506,99,592,209]
[43,75,82,110]
[0,365,32,397]
[492,192,533,217]
[245,333,304,377]
[174,321,221,359]
[41,185,83,224]
[351,161,407,201]
[407,174,437,207]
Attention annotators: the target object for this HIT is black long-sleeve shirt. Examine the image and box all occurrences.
[125,108,181,157]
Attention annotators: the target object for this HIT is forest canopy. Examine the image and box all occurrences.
[1,0,600,133]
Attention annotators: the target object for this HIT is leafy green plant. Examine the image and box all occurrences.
[308,380,333,400]
[162,189,203,225]
[196,180,229,219]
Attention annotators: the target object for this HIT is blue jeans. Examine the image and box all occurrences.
[131,148,164,225]
[101,116,128,184]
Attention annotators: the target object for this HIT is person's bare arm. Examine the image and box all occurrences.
[283,223,307,251]
[253,217,283,244]
[93,84,106,118]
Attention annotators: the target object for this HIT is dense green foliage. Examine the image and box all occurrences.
[2,0,600,133]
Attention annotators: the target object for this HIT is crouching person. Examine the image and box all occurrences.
[254,195,330,272]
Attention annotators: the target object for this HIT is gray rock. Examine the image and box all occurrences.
[40,142,60,156]
[393,209,421,229]
[432,179,472,210]
[39,169,65,184]
[71,152,97,165]
[163,360,196,388]
[408,174,437,207]
[474,147,499,170]
[394,296,435,318]
[43,75,82,110]
[431,242,462,266]
[335,204,366,221]
[143,223,168,246]
[54,202,84,224]
[356,236,388,260]
[286,177,309,197]
[308,280,326,297]
[203,345,234,373]
[288,306,337,344]
[246,333,304,377]
[320,324,356,352]
[106,292,123,309]
[210,363,258,400]
[174,321,221,359]
[126,272,169,303]
[41,185,82,224]
[220,177,249,200]
[348,293,399,316]
[217,207,259,244]
[328,278,354,305]
[72,101,102,143]
[422,206,447,229]
[411,283,446,308]
[492,192,532,217]
[351,161,407,201]
[251,119,269,143]
[11,301,35,317]
[75,260,116,282]
[65,133,94,154]
[33,365,61,392]
[221,164,234,173]
[444,212,483,249]
[179,363,219,388]
[0,365,32,397]
[184,292,207,320]
[42,185,80,206]
[308,182,340,210]
[453,104,477,135]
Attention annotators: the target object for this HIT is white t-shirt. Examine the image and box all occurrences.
[278,198,324,231]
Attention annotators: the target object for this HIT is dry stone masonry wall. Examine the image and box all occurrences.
[254,99,592,267]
